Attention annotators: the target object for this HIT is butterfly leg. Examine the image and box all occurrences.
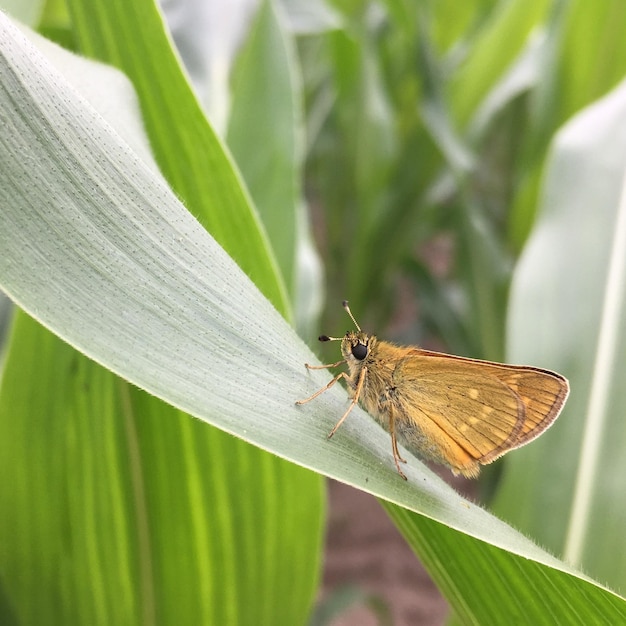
[388,405,408,480]
[303,360,346,370]
[295,371,350,405]
[327,366,367,439]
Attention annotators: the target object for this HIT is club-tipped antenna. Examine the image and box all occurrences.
[318,301,361,343]
[342,300,361,331]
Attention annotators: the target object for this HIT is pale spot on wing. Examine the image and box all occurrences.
[468,388,479,400]
[459,416,479,433]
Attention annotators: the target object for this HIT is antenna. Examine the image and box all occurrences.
[342,300,361,331]
[318,301,361,342]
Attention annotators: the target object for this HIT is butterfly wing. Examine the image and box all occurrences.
[484,363,569,452]
[389,349,568,475]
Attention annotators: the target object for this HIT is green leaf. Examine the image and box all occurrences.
[227,0,299,292]
[2,0,43,25]
[449,0,551,128]
[384,503,626,625]
[0,314,324,625]
[0,11,322,626]
[67,0,289,316]
[2,12,626,624]
[495,75,626,592]
[226,0,323,336]
[558,1,626,122]
[507,2,626,249]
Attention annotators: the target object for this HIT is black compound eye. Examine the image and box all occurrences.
[351,342,368,360]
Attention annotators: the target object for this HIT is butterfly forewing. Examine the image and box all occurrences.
[393,360,522,459]
[392,350,567,464]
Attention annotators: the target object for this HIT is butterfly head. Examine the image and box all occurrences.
[341,330,373,363]
[318,301,377,368]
